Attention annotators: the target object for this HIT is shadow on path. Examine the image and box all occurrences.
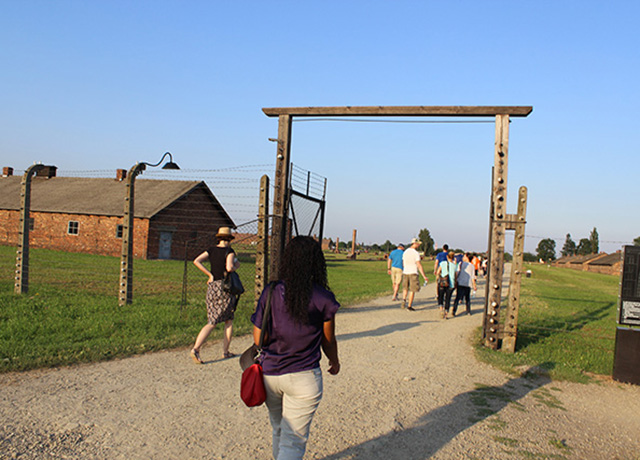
[319,367,553,460]
[337,321,432,341]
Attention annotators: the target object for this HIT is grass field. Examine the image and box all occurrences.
[474,263,620,383]
[0,246,395,373]
[0,246,623,382]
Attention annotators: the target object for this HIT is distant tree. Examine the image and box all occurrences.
[536,238,556,262]
[634,236,640,247]
[371,243,381,252]
[418,228,435,256]
[504,252,513,262]
[382,240,394,253]
[561,233,577,257]
[576,238,592,255]
[589,227,599,253]
[523,252,538,262]
[338,241,348,250]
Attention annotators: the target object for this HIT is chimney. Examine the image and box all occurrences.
[2,167,13,177]
[36,166,57,178]
[116,169,127,181]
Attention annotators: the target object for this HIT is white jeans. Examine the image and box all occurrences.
[263,368,323,460]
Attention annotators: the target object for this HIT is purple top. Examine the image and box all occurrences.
[251,281,340,376]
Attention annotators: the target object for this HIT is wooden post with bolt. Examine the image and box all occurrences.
[269,116,292,282]
[484,114,510,349]
[501,186,528,353]
[256,174,270,301]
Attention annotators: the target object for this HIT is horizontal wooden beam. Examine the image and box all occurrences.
[262,106,533,118]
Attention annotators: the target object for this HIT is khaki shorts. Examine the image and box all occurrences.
[391,267,403,285]
[402,273,421,293]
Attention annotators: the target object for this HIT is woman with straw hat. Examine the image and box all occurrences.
[190,227,240,363]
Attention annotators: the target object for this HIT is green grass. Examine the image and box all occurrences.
[0,246,392,372]
[474,264,620,383]
[1,247,622,381]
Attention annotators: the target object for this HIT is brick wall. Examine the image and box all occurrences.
[0,209,150,258]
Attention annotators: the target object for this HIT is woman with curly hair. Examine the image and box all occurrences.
[251,236,340,460]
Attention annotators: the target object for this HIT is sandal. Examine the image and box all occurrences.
[190,348,204,364]
[223,352,236,359]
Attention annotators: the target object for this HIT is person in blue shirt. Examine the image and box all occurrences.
[387,243,405,301]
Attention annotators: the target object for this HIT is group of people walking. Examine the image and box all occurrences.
[388,241,480,319]
[191,228,340,460]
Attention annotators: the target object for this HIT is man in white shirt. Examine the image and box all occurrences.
[401,238,429,311]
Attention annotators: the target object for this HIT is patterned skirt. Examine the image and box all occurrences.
[206,279,237,326]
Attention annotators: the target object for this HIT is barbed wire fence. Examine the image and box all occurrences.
[1,165,276,307]
[2,162,327,312]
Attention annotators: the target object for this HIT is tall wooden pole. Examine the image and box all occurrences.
[269,115,292,281]
[502,186,528,352]
[484,114,510,349]
[256,175,270,300]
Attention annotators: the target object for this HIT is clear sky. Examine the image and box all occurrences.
[1,1,638,255]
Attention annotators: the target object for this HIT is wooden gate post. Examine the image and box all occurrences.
[502,186,528,352]
[484,114,510,349]
[256,175,270,300]
[269,115,292,281]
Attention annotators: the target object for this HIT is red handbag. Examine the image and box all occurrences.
[240,363,266,407]
[239,283,275,407]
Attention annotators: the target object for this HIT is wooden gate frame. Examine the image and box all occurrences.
[262,106,532,351]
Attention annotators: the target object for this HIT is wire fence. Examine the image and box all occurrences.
[1,163,327,308]
[1,165,275,305]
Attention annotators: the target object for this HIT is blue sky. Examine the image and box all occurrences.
[1,1,638,254]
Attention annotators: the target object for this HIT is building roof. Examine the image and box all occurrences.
[588,252,622,266]
[0,176,234,222]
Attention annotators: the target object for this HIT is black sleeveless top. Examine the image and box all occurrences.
[207,246,236,281]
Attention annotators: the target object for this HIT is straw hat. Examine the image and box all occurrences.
[216,227,235,240]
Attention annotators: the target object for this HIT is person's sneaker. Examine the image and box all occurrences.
[407,306,416,311]
[401,300,407,309]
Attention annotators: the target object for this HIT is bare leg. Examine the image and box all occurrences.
[407,291,416,309]
[222,320,234,356]
[194,324,214,351]
[392,283,400,300]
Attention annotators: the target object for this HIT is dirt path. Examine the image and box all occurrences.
[1,279,639,459]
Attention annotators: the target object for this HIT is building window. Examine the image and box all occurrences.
[67,221,79,235]
[116,225,123,239]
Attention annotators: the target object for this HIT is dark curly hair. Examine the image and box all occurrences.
[278,236,330,324]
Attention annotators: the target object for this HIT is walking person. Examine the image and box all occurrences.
[251,236,340,460]
[387,243,405,301]
[190,227,240,364]
[452,253,477,316]
[435,251,457,319]
[401,238,429,311]
[434,244,449,309]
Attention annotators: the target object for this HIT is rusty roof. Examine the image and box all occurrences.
[0,176,233,221]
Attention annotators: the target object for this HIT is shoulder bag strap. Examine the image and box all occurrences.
[257,282,275,351]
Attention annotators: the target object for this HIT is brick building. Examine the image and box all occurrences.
[0,169,234,260]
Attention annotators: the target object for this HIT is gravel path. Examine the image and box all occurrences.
[1,278,639,459]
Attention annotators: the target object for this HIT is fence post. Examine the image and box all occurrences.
[256,175,270,300]
[502,186,528,352]
[15,164,47,294]
[270,115,292,281]
[484,114,510,349]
